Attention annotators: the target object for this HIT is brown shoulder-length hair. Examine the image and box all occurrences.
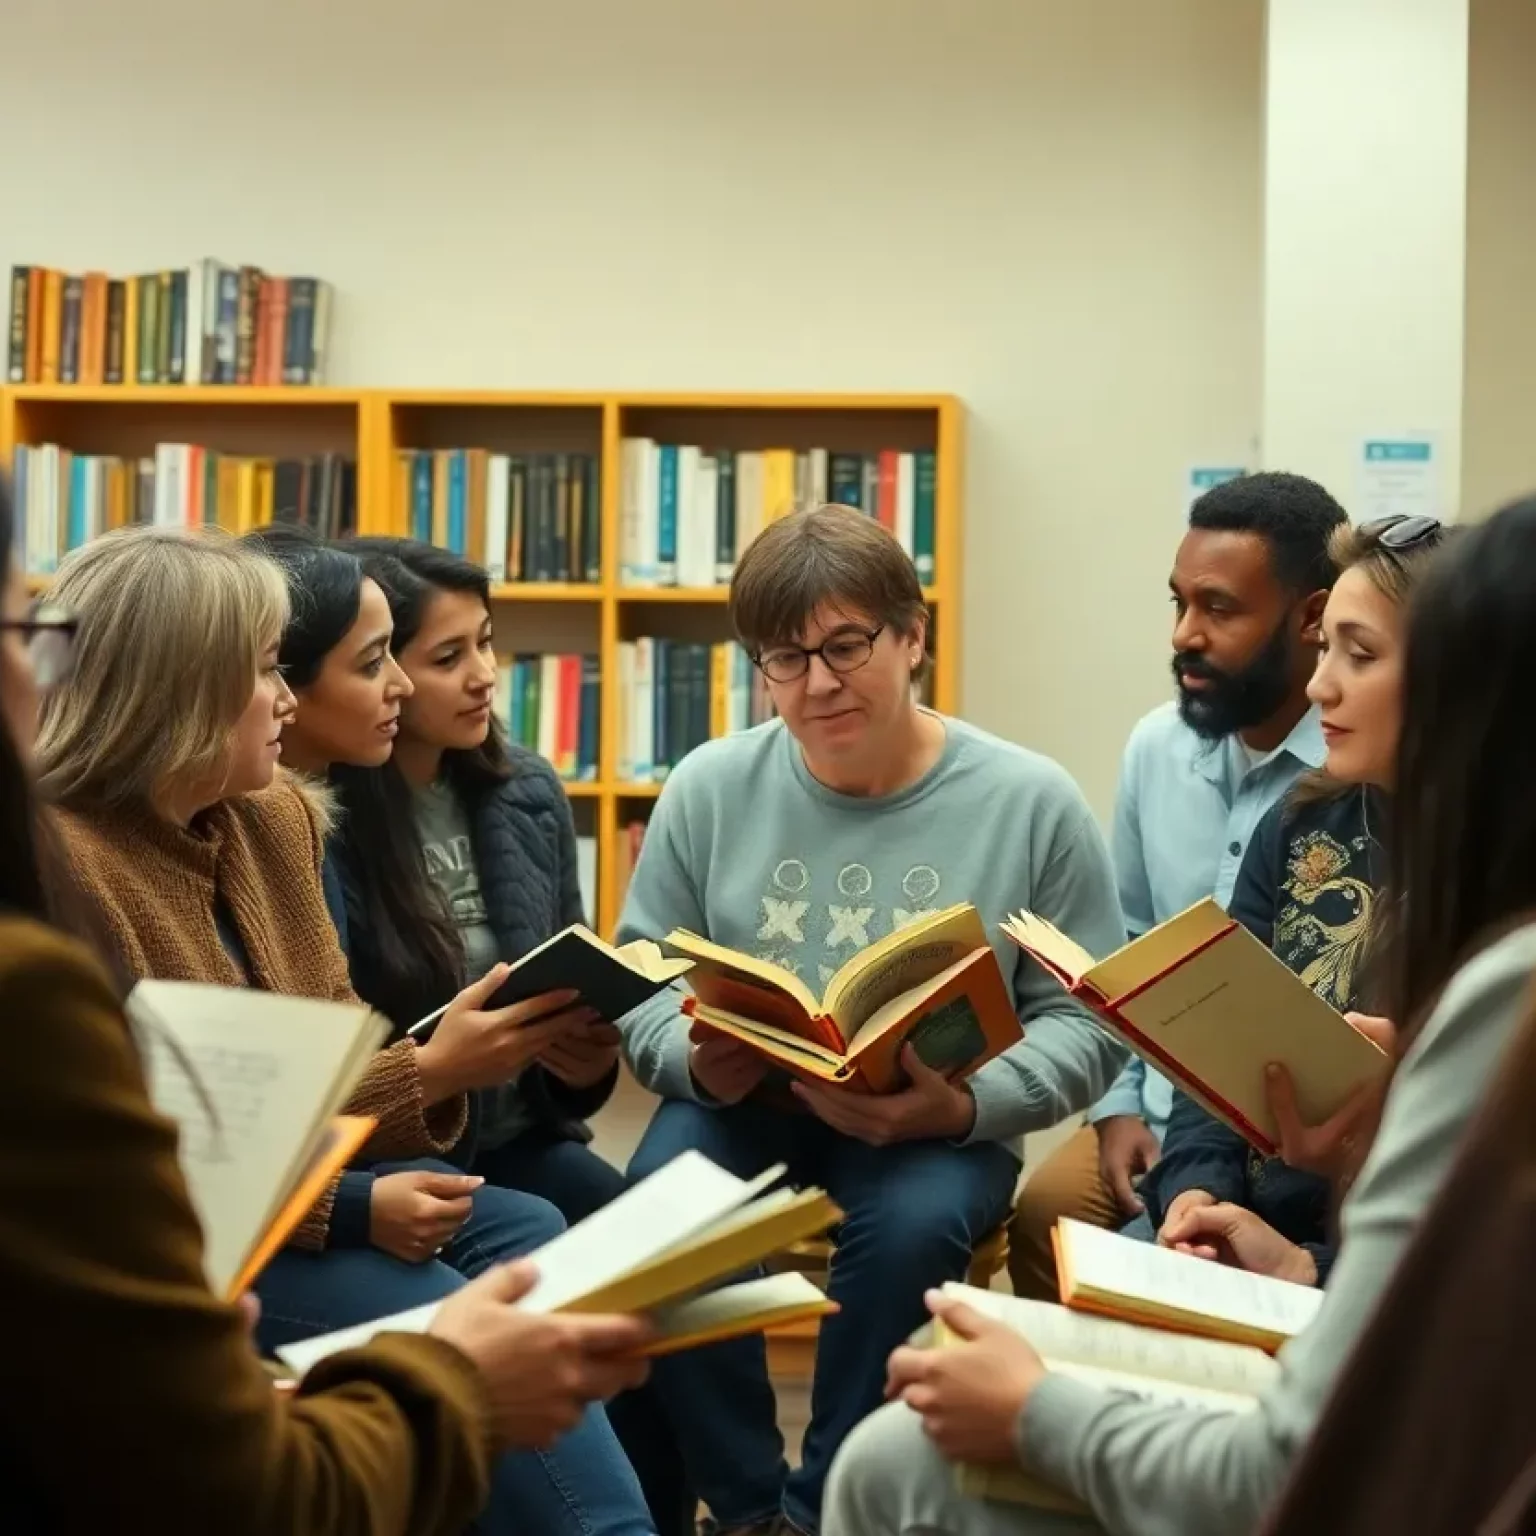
[729,503,931,683]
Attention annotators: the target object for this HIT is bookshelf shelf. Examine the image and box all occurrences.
[3,386,966,934]
[489,582,601,603]
[5,385,365,408]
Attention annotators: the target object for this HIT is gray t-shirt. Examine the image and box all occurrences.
[414,778,501,981]
[614,712,1129,1151]
[415,778,536,1150]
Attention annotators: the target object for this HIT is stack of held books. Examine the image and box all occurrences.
[274,1150,844,1375]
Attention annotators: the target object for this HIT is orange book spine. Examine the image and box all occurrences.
[876,450,898,531]
[80,272,109,385]
[39,270,62,383]
[25,267,44,381]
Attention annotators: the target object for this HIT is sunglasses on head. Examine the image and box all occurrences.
[1359,513,1443,551]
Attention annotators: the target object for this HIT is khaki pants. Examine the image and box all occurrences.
[1006,1124,1124,1299]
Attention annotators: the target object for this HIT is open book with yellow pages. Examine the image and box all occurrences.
[1050,1217,1323,1354]
[274,1150,842,1376]
[127,980,389,1298]
[1001,896,1388,1154]
[932,1285,1285,1511]
[667,903,1021,1093]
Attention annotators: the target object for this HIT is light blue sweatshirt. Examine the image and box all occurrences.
[614,715,1129,1151]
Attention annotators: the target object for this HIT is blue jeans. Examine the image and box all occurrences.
[473,1133,694,1536]
[627,1099,1020,1534]
[256,1156,655,1536]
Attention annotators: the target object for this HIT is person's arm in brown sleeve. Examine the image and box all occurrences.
[288,776,471,1168]
[0,919,491,1536]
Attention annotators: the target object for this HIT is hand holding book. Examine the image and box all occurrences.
[791,1045,977,1145]
[886,1287,1048,1470]
[414,968,602,1099]
[537,1019,622,1089]
[429,1260,654,1453]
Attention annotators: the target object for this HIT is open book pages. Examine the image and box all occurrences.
[1054,1218,1324,1354]
[645,1272,835,1356]
[128,980,387,1298]
[276,1149,840,1376]
[938,1284,1277,1509]
[1003,898,1388,1151]
[667,902,988,1049]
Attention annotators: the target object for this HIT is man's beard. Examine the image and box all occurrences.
[1174,620,1296,741]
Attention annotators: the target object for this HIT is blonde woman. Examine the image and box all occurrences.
[37,526,658,1536]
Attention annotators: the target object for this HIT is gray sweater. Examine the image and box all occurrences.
[1017,920,1536,1536]
[614,715,1129,1150]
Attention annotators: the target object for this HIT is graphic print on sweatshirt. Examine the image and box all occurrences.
[753,856,945,987]
[422,833,491,929]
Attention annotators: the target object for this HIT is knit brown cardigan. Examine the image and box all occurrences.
[51,774,468,1246]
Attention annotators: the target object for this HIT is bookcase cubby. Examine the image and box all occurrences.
[2,386,966,935]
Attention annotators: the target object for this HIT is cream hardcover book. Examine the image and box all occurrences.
[1051,1217,1323,1354]
[276,1150,841,1375]
[128,980,388,1298]
[1001,896,1388,1154]
[935,1285,1283,1510]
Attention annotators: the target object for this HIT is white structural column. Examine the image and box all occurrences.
[1262,0,1470,517]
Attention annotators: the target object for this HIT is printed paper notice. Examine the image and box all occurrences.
[1357,435,1439,523]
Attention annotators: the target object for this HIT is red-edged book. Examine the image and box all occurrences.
[1001,897,1388,1156]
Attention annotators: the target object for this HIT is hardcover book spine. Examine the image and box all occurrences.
[714,449,736,582]
[104,279,126,384]
[58,275,83,384]
[7,265,29,382]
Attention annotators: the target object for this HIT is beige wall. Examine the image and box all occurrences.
[1463,0,1536,518]
[0,0,1266,821]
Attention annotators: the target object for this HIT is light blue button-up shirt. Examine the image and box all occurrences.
[1086,700,1327,1136]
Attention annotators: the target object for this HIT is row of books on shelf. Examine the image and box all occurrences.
[618,441,938,588]
[396,449,601,585]
[616,639,774,783]
[12,442,356,572]
[495,653,601,782]
[6,262,333,387]
[501,641,773,787]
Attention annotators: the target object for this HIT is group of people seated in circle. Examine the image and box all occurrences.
[2,463,1532,1536]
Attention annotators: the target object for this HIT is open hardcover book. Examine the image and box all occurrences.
[411,924,693,1038]
[275,1149,841,1376]
[1051,1218,1323,1355]
[667,903,1021,1093]
[933,1285,1285,1511]
[1001,896,1388,1154]
[128,980,389,1298]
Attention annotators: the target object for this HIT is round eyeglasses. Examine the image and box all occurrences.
[1,602,79,689]
[753,625,884,684]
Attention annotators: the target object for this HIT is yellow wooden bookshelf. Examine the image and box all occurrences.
[1,385,966,934]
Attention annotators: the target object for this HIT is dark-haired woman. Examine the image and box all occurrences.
[1141,515,1444,1284]
[0,475,658,1533]
[822,495,1536,1536]
[324,535,690,1534]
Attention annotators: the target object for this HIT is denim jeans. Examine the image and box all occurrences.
[256,1156,655,1536]
[627,1100,1021,1535]
[473,1132,695,1536]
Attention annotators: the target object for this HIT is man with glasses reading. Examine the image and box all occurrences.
[615,503,1127,1536]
